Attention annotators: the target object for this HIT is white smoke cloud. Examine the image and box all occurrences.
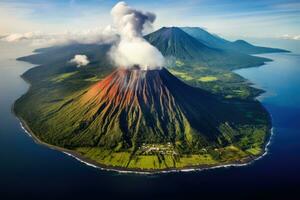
[70,54,90,67]
[109,1,165,70]
[2,27,118,47]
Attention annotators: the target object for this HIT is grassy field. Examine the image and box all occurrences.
[168,61,263,100]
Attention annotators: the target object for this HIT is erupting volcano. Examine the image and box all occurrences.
[67,66,254,153]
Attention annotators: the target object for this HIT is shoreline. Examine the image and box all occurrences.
[15,113,273,174]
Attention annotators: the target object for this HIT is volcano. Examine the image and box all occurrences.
[78,66,221,148]
[60,66,257,152]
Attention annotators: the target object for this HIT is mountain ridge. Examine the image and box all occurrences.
[145,27,271,69]
[180,27,289,54]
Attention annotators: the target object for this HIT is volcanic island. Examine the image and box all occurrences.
[13,2,273,172]
[14,64,271,172]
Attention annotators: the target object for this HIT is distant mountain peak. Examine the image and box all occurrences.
[233,40,251,45]
[144,27,214,61]
[144,26,270,69]
[153,26,196,38]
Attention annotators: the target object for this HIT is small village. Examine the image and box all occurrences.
[138,143,178,156]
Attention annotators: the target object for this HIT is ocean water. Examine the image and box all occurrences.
[0,42,299,199]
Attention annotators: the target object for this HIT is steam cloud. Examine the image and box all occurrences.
[109,2,165,70]
[70,54,90,67]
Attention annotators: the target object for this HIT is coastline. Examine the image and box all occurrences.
[14,111,273,174]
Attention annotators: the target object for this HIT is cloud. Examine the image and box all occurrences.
[2,31,44,42]
[70,54,90,67]
[109,1,165,70]
[2,27,118,47]
[279,34,300,40]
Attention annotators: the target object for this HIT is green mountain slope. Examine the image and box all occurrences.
[181,27,289,54]
[145,27,271,70]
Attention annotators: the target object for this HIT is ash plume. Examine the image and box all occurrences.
[109,2,165,70]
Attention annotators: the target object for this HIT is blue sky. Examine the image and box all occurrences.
[0,0,299,39]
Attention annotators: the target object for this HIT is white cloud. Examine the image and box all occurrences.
[3,31,44,42]
[279,34,300,40]
[109,2,164,70]
[70,54,90,67]
[1,27,118,47]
